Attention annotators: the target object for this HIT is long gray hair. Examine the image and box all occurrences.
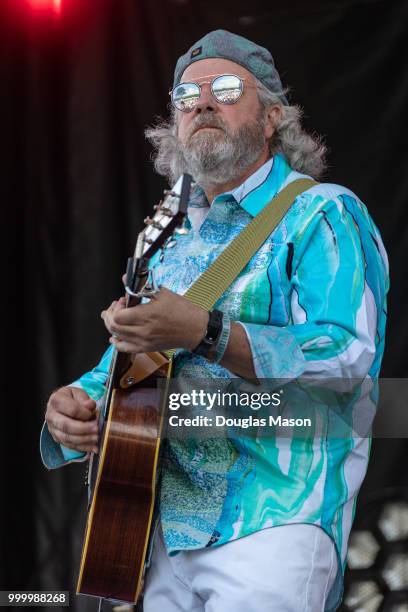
[256,82,328,179]
[145,79,328,185]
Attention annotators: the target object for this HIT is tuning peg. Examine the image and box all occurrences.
[175,227,189,235]
[144,217,163,229]
[159,206,174,217]
[163,189,181,198]
[164,236,177,248]
[152,204,174,217]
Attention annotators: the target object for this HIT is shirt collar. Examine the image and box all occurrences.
[189,154,293,217]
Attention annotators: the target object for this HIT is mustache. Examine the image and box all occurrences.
[185,114,228,140]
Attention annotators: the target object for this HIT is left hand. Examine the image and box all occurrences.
[101,287,209,354]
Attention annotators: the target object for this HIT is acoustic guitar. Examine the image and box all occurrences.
[76,173,192,605]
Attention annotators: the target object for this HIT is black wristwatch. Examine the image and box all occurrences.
[192,309,224,358]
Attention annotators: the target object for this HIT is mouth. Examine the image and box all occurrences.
[192,126,222,136]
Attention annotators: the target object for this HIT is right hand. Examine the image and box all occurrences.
[45,386,99,454]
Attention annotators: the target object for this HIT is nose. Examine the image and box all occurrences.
[193,83,217,114]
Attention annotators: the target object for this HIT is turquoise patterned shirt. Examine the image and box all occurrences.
[40,154,389,611]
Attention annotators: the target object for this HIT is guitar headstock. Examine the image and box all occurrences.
[136,173,193,260]
[125,174,193,300]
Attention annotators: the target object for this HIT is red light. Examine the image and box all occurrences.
[25,0,61,14]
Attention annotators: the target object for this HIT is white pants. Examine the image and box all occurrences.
[143,523,338,612]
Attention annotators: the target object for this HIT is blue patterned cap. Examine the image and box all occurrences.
[173,29,288,104]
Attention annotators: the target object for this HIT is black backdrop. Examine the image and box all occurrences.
[2,0,407,610]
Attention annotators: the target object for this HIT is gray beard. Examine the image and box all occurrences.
[145,111,268,190]
[179,113,267,190]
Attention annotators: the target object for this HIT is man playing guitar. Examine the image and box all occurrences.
[42,30,389,611]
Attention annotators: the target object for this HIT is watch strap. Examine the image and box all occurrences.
[192,309,223,357]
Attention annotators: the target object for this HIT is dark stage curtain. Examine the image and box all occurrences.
[1,0,407,609]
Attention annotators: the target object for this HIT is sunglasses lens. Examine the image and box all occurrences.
[212,75,243,104]
[172,82,200,112]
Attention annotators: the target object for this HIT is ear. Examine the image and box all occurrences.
[264,104,282,139]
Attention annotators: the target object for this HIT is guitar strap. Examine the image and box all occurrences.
[163,177,317,358]
[181,177,317,311]
[120,177,317,384]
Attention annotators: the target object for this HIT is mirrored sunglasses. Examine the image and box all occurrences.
[170,74,248,112]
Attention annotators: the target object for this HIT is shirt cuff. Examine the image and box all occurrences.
[40,421,88,470]
[238,322,306,380]
[40,382,94,469]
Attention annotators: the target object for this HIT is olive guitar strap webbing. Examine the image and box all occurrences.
[184,177,317,308]
[163,177,317,359]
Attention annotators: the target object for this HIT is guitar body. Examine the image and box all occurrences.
[75,173,192,605]
[77,356,171,603]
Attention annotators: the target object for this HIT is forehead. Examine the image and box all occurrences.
[180,58,255,83]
